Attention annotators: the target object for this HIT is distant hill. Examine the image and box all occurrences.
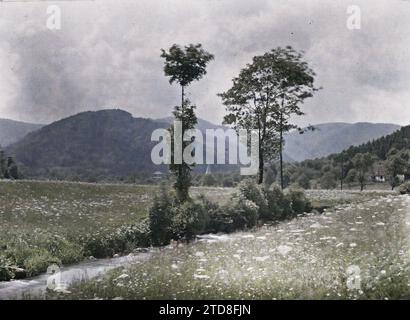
[0,118,43,147]
[6,110,170,180]
[157,117,225,132]
[5,109,402,181]
[284,122,401,161]
[6,110,234,181]
[336,124,410,161]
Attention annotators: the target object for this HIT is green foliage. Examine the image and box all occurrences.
[345,169,357,186]
[219,46,318,185]
[161,43,214,202]
[160,44,214,87]
[171,201,209,240]
[237,180,311,221]
[22,250,61,277]
[82,220,151,258]
[386,149,409,190]
[295,173,311,189]
[263,184,292,220]
[0,149,19,179]
[149,186,176,246]
[352,153,375,191]
[0,257,13,281]
[237,179,268,217]
[320,172,337,189]
[287,188,312,215]
[399,181,410,195]
[227,198,259,230]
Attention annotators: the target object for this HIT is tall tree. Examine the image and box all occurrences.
[161,43,214,202]
[334,151,348,190]
[219,46,318,186]
[352,153,375,191]
[0,149,6,179]
[385,149,409,190]
[271,47,319,189]
[6,157,18,180]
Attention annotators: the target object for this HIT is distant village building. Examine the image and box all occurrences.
[152,171,165,180]
[405,171,410,181]
[371,162,386,183]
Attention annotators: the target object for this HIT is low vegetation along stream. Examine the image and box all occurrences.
[1,180,409,299]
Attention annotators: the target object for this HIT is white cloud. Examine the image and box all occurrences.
[0,0,410,126]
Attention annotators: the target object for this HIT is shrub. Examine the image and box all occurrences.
[149,186,175,246]
[286,188,312,216]
[216,197,259,232]
[197,195,226,233]
[119,219,151,248]
[39,235,83,265]
[263,184,291,221]
[22,249,61,277]
[320,172,337,189]
[0,256,13,281]
[172,201,210,240]
[399,181,410,195]
[237,179,269,218]
[81,220,151,258]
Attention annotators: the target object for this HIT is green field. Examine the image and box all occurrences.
[0,180,238,280]
[2,180,408,300]
[65,192,410,300]
[0,180,156,279]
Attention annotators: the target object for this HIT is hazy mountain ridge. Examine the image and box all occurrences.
[0,118,43,147]
[284,122,401,162]
[6,110,170,179]
[3,110,401,180]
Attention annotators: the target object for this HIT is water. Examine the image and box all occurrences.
[0,252,151,300]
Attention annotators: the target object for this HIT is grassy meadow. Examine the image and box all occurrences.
[65,192,410,300]
[2,179,408,300]
[0,180,155,279]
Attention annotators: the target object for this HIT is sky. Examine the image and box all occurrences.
[1,0,410,127]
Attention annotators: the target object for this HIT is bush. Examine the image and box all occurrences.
[0,256,13,281]
[171,201,210,240]
[237,179,269,218]
[149,186,175,246]
[399,181,410,195]
[198,196,226,233]
[39,235,83,265]
[286,188,312,216]
[81,220,151,258]
[22,249,61,277]
[228,197,259,230]
[119,219,151,248]
[263,184,292,221]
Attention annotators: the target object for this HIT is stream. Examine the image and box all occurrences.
[0,252,151,300]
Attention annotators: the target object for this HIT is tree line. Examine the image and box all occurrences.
[160,43,319,202]
[0,148,18,180]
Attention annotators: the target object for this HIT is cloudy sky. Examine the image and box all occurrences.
[1,0,410,127]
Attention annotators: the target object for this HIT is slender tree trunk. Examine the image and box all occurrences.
[279,112,284,190]
[258,151,264,184]
[181,85,185,111]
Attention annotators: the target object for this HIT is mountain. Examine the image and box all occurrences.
[337,124,410,161]
[284,122,401,162]
[0,118,43,147]
[6,110,170,180]
[156,116,225,132]
[5,109,402,181]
